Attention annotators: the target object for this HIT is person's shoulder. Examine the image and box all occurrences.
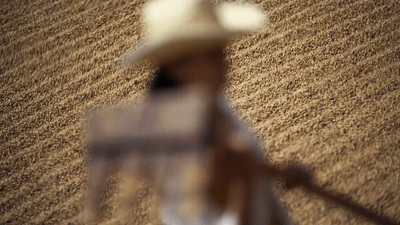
[217,93,265,157]
[216,93,252,132]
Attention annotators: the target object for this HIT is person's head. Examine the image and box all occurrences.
[124,0,268,93]
[152,46,227,94]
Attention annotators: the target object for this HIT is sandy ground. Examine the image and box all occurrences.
[1,0,399,224]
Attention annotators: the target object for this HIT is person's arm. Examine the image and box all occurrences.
[218,96,292,225]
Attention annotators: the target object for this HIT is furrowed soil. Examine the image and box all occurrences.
[1,0,399,224]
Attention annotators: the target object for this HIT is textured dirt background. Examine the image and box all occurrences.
[1,0,399,224]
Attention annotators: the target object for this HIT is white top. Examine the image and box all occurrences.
[156,93,291,225]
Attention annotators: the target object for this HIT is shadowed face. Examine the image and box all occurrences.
[165,47,227,94]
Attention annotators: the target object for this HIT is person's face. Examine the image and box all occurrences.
[165,47,227,94]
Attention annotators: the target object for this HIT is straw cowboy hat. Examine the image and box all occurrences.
[122,0,268,67]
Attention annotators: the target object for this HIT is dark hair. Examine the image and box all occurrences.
[150,67,180,92]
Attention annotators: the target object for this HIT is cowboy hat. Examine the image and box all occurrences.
[122,0,268,67]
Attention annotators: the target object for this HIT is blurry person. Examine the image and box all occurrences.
[120,0,292,224]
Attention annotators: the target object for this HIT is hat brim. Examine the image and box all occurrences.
[122,29,232,68]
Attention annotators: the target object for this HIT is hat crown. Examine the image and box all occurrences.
[144,0,222,42]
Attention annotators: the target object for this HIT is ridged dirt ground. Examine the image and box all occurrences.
[1,0,399,224]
